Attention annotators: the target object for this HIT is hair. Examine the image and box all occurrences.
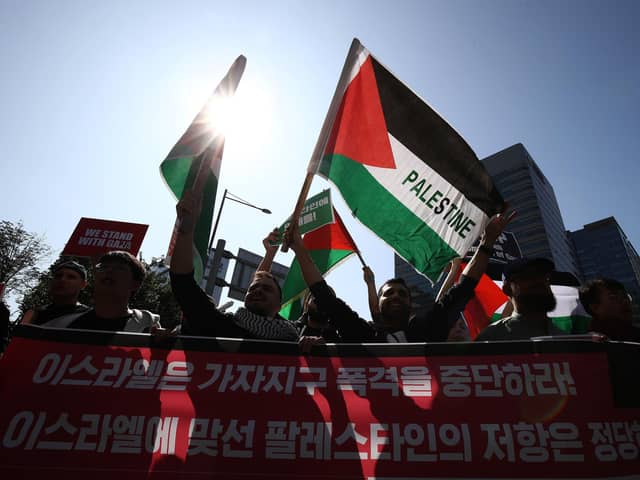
[302,285,336,310]
[253,271,282,301]
[98,251,146,283]
[579,278,627,316]
[377,277,411,299]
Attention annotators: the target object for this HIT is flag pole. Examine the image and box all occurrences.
[281,172,314,252]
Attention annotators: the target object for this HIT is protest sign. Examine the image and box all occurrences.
[1,327,638,479]
[62,218,149,257]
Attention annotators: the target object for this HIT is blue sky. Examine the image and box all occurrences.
[1,0,639,316]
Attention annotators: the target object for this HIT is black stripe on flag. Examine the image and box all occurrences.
[371,57,503,217]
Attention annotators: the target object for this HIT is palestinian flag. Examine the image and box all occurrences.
[279,209,357,320]
[489,283,591,335]
[462,272,509,340]
[160,55,246,280]
[308,39,503,282]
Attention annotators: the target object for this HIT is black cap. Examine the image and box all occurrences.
[502,258,554,281]
[53,261,87,280]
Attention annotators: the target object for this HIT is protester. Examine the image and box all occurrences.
[255,227,341,350]
[21,260,90,325]
[39,251,160,332]
[475,258,566,341]
[170,191,297,341]
[447,316,472,342]
[288,210,514,343]
[579,278,640,342]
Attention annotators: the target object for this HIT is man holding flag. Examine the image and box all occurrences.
[287,210,514,343]
[170,191,298,341]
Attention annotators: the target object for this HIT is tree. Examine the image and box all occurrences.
[0,220,51,305]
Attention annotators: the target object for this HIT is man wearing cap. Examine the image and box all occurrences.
[475,258,566,341]
[579,278,640,342]
[21,260,90,326]
[37,251,160,332]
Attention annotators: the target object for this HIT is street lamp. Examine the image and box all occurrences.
[208,189,272,251]
[205,189,271,296]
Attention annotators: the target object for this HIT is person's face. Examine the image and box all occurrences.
[447,317,471,342]
[245,276,281,317]
[49,268,86,300]
[591,287,633,324]
[378,281,411,321]
[93,260,139,302]
[506,268,556,314]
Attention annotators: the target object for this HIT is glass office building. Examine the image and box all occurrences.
[569,217,640,310]
[481,143,579,277]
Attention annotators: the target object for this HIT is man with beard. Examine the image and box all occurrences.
[170,191,298,341]
[288,210,514,343]
[255,228,340,350]
[475,258,564,341]
[579,278,640,342]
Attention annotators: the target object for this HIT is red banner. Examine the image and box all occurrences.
[1,327,639,479]
[62,217,149,257]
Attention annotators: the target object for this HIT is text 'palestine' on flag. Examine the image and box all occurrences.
[279,209,357,320]
[307,39,504,282]
[160,55,246,281]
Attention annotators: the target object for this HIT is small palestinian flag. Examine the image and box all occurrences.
[161,55,246,280]
[489,282,591,335]
[279,209,357,320]
[308,39,503,282]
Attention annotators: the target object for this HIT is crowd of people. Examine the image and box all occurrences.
[1,190,638,356]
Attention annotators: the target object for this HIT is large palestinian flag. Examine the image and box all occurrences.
[308,39,503,282]
[160,55,246,280]
[279,209,357,320]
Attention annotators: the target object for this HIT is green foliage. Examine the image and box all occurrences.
[0,220,52,305]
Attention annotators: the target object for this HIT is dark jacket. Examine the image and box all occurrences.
[309,276,478,343]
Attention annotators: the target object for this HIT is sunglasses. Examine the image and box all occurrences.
[95,262,131,274]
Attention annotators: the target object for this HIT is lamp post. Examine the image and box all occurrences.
[208,189,271,251]
[204,189,271,295]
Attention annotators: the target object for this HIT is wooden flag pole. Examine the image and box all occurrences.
[281,172,314,252]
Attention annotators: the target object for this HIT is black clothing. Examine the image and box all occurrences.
[32,303,90,325]
[294,315,342,343]
[67,310,134,332]
[309,276,478,343]
[170,271,297,340]
[1,302,10,354]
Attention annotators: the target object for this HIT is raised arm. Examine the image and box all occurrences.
[363,266,381,321]
[462,209,516,280]
[170,190,202,275]
[287,226,323,287]
[255,228,280,275]
[436,258,462,302]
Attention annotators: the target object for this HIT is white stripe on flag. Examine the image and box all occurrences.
[365,133,490,255]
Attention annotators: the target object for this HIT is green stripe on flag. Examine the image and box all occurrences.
[321,153,458,281]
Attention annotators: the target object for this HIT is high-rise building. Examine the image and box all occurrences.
[481,143,579,277]
[569,217,640,307]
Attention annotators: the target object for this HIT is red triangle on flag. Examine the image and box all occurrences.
[457,262,509,340]
[303,209,358,252]
[323,56,396,169]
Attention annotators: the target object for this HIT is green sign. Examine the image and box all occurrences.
[274,189,334,244]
